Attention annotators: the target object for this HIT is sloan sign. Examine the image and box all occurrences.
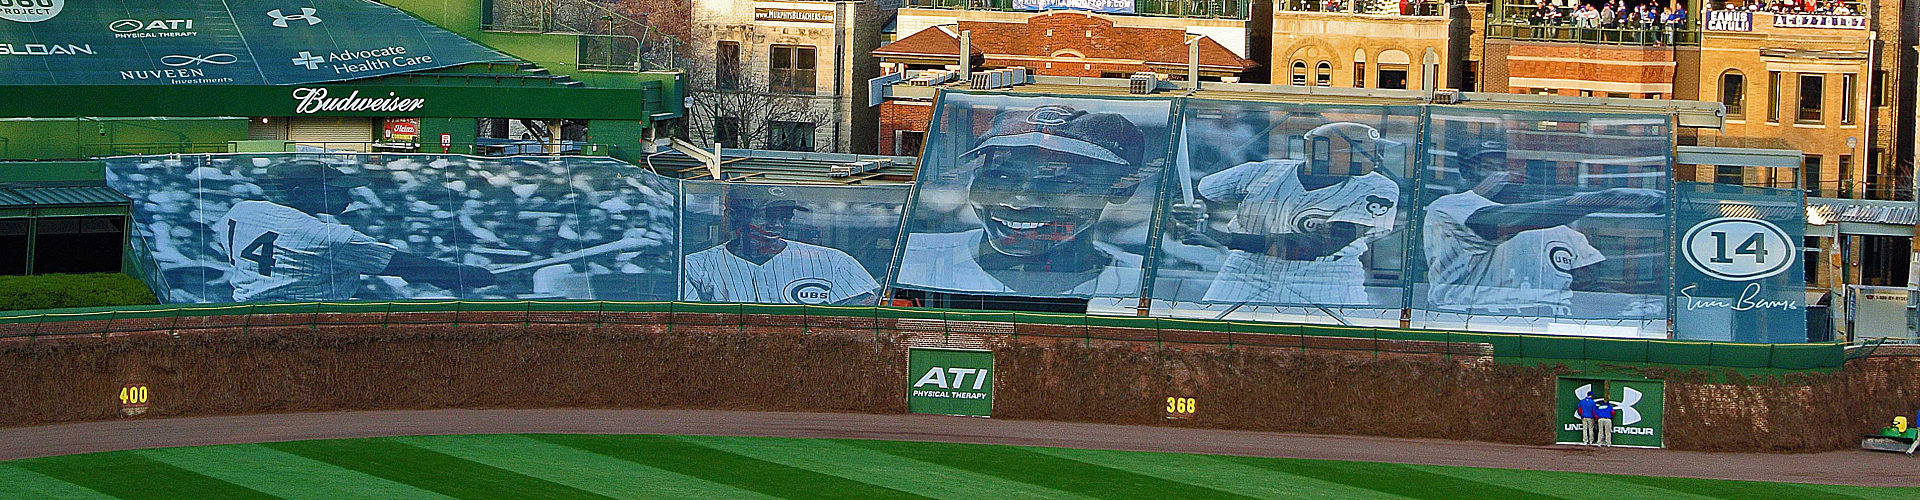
[908,348,993,416]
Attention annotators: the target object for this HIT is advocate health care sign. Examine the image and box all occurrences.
[908,348,993,417]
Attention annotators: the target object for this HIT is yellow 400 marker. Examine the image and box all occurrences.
[119,385,149,406]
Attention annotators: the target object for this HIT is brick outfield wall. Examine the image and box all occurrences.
[0,312,1911,453]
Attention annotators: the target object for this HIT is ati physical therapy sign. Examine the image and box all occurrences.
[908,348,993,417]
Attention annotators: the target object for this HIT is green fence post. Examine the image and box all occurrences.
[451,301,462,328]
[102,310,118,336]
[242,304,255,334]
[595,301,605,328]
[801,304,810,335]
[30,313,44,338]
[309,302,322,330]
[871,306,879,343]
[1154,317,1163,348]
[382,301,394,330]
[167,307,182,337]
[1083,313,1090,347]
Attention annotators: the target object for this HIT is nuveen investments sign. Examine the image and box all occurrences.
[908,348,993,417]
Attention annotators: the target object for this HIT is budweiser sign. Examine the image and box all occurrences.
[291,87,425,114]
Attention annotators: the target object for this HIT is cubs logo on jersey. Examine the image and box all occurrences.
[784,278,833,304]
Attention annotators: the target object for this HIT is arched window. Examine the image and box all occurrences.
[1720,70,1745,119]
[1291,61,1307,86]
[1316,61,1332,87]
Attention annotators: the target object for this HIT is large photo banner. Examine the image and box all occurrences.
[108,154,678,303]
[0,0,512,86]
[1149,99,1419,326]
[681,182,907,305]
[889,92,1174,306]
[1671,182,1805,342]
[1410,110,1673,337]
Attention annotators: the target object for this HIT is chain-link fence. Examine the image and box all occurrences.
[0,301,1843,370]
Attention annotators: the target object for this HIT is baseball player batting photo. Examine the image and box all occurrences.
[212,159,495,302]
[683,184,881,305]
[1421,141,1666,317]
[1170,121,1404,307]
[894,103,1160,298]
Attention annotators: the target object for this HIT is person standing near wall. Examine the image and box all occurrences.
[1595,395,1616,447]
[1577,392,1598,445]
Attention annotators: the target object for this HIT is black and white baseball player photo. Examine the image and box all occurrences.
[894,103,1160,298]
[1169,121,1404,307]
[212,158,495,302]
[1421,141,1666,317]
[682,184,881,305]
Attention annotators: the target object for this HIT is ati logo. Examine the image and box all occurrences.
[784,278,832,305]
[914,367,990,391]
[267,7,320,27]
[1574,384,1644,426]
[110,19,195,35]
[1025,105,1076,126]
[1548,245,1575,273]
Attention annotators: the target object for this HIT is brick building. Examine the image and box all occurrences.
[689,0,897,154]
[871,10,1258,156]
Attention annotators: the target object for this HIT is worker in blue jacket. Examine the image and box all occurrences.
[1577,392,1598,445]
[1594,395,1617,447]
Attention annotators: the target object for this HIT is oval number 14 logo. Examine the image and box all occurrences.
[1682,217,1793,281]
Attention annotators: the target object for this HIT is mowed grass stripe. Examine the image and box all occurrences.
[14,452,274,500]
[1607,474,1866,500]
[534,434,927,499]
[1030,447,1404,500]
[395,434,779,500]
[681,435,1096,500]
[265,438,613,500]
[1797,483,1920,500]
[1222,455,1560,500]
[0,464,120,500]
[1406,464,1725,500]
[140,443,458,500]
[843,439,1254,500]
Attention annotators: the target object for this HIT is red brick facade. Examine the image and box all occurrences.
[1504,44,1676,96]
[876,12,1255,78]
[878,100,934,157]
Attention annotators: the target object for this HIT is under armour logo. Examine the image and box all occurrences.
[1025,105,1076,126]
[161,53,237,67]
[290,51,323,70]
[1574,384,1644,426]
[267,7,321,27]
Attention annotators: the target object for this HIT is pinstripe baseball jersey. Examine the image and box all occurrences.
[1423,191,1605,313]
[895,228,1143,297]
[1196,159,1399,305]
[214,201,398,302]
[682,240,880,304]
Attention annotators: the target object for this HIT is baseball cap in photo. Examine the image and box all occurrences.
[267,159,368,189]
[725,183,812,213]
[960,104,1145,167]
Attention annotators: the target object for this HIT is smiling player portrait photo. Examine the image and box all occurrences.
[893,99,1169,298]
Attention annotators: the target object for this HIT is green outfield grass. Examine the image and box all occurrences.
[0,434,1910,500]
